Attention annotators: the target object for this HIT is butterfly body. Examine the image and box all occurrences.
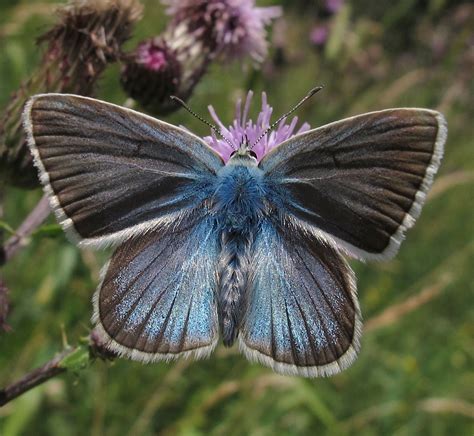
[213,153,268,345]
[23,93,447,377]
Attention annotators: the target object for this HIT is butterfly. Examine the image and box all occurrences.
[23,91,447,377]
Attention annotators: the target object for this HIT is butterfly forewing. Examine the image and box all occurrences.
[23,94,223,247]
[260,109,447,260]
[94,216,220,361]
[240,221,361,377]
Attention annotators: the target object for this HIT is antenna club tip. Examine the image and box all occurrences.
[308,86,324,97]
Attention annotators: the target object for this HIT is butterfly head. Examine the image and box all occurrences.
[229,137,258,163]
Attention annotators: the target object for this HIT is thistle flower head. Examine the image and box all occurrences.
[120,38,182,113]
[137,40,169,71]
[122,0,280,114]
[204,91,311,162]
[162,0,281,62]
[39,0,142,94]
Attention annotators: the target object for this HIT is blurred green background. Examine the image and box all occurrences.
[0,0,473,435]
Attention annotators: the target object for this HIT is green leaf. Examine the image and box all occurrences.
[325,4,351,61]
[58,346,90,372]
[31,224,63,238]
[0,220,15,235]
[2,388,42,436]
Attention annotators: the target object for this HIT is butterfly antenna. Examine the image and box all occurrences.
[250,86,323,149]
[170,96,236,149]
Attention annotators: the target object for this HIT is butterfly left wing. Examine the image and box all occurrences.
[239,221,361,377]
[259,109,446,260]
[23,94,224,248]
[93,217,220,361]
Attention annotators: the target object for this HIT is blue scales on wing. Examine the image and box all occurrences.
[239,221,362,377]
[94,217,220,360]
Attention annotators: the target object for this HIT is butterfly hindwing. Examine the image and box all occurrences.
[93,216,220,361]
[260,109,447,260]
[239,220,361,377]
[23,94,224,247]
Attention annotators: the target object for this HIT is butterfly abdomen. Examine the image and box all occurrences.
[216,229,254,346]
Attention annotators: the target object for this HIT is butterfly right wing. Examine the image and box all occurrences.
[24,94,224,248]
[259,109,446,260]
[239,220,361,377]
[94,216,220,361]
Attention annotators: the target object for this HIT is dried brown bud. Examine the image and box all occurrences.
[0,0,143,188]
[37,0,142,95]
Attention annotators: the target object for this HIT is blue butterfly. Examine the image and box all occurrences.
[23,91,446,377]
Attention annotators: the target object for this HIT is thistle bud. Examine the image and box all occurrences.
[120,37,186,115]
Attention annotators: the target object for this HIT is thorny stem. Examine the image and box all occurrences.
[0,333,116,407]
[0,185,10,331]
[0,278,10,332]
[0,349,69,406]
[0,193,50,330]
[1,193,50,264]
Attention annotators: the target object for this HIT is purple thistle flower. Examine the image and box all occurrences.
[162,0,281,62]
[121,37,182,113]
[137,40,169,71]
[325,0,344,14]
[204,91,311,162]
[310,24,329,46]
